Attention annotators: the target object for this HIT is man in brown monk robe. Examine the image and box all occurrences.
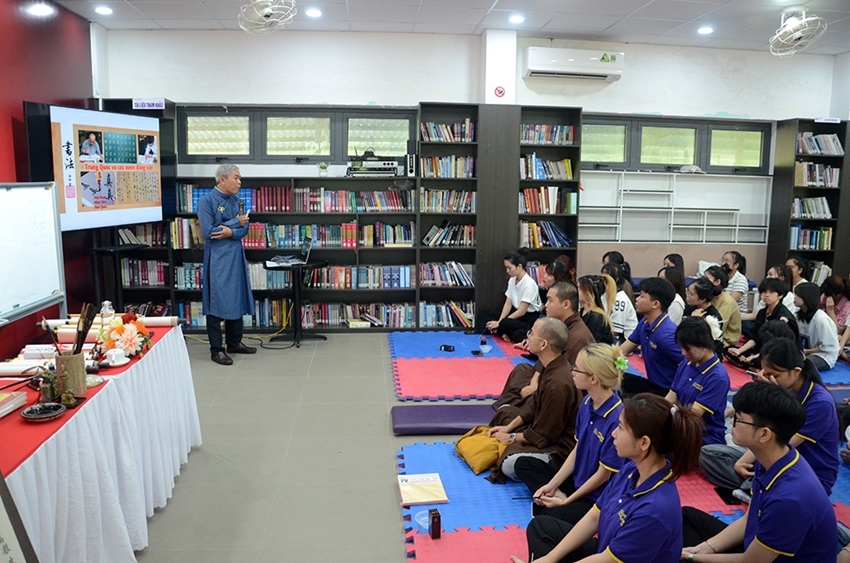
[491,281,594,422]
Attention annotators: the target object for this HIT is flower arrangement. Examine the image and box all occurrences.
[98,313,152,357]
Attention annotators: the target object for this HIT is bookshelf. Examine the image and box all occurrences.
[768,119,850,281]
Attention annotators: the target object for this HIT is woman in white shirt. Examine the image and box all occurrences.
[795,282,840,371]
[600,263,637,343]
[720,250,749,314]
[658,266,686,325]
[786,256,810,291]
[485,248,542,343]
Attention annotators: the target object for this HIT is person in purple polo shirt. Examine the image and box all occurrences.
[510,394,704,563]
[666,317,731,446]
[514,343,626,527]
[699,337,839,497]
[620,277,684,397]
[681,381,837,562]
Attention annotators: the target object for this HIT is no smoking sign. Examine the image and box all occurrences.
[494,86,505,98]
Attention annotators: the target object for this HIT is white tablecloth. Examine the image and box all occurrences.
[6,325,202,562]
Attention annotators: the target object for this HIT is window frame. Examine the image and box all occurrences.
[179,107,258,164]
[581,121,630,167]
[260,109,338,164]
[704,123,771,176]
[343,109,417,159]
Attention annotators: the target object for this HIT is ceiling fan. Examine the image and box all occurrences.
[769,6,828,58]
[238,0,297,35]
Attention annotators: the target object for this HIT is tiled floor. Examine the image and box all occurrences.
[134,332,442,562]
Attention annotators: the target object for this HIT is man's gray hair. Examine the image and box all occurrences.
[535,316,569,353]
[215,163,240,184]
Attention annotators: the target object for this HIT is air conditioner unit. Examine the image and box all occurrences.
[523,47,625,81]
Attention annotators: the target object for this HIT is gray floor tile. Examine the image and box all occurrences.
[176,438,288,484]
[200,402,300,440]
[214,375,307,404]
[280,435,399,484]
[301,375,389,404]
[310,354,389,377]
[192,375,229,405]
[292,401,392,438]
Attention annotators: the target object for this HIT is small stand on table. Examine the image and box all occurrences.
[264,259,329,347]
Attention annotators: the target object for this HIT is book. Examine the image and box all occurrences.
[397,473,449,506]
[0,391,27,419]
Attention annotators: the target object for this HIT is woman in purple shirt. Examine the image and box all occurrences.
[511,394,703,563]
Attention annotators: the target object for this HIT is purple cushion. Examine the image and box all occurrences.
[391,404,494,435]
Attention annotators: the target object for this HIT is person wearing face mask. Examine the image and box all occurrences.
[720,251,749,314]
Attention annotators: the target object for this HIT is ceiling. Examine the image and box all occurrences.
[53,0,850,55]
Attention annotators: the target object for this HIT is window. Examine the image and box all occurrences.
[581,124,626,163]
[710,129,763,167]
[347,118,410,157]
[640,126,696,165]
[266,116,331,156]
[186,115,250,155]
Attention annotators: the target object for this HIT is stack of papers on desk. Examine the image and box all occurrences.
[0,391,27,419]
[265,255,300,267]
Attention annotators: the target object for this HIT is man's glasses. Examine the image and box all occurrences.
[732,413,764,429]
[526,330,544,341]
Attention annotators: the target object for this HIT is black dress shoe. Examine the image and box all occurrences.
[211,351,233,366]
[226,342,257,354]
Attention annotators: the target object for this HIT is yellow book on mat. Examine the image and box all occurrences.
[397,473,449,506]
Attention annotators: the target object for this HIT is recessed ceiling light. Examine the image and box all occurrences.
[509,14,525,24]
[27,2,55,16]
[305,8,322,18]
[698,26,713,35]
[95,6,113,15]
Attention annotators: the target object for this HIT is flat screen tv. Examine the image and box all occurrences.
[25,102,163,232]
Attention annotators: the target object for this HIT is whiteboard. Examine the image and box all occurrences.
[0,182,67,326]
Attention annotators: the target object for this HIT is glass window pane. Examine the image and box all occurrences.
[186,115,250,155]
[582,124,626,162]
[710,130,763,167]
[267,116,331,156]
[348,118,409,156]
[640,126,695,165]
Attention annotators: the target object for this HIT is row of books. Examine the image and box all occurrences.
[174,262,204,290]
[360,221,415,247]
[242,222,359,249]
[419,156,476,178]
[419,188,476,213]
[120,258,169,288]
[520,124,575,146]
[789,225,833,251]
[810,261,833,286]
[519,186,578,215]
[175,262,294,291]
[797,132,845,156]
[175,298,291,328]
[520,154,573,180]
[123,301,170,317]
[301,302,416,329]
[420,120,476,143]
[422,221,475,247]
[175,185,254,214]
[265,187,414,213]
[419,261,474,287]
[118,223,169,247]
[525,261,562,288]
[520,221,573,249]
[791,197,832,219]
[305,265,416,290]
[171,217,203,249]
[793,162,841,187]
[419,301,475,328]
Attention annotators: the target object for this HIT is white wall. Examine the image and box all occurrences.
[90,23,110,98]
[105,30,481,106]
[831,52,850,120]
[515,38,835,121]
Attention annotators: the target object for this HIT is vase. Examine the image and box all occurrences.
[318,170,328,178]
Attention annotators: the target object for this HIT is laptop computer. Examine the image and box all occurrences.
[266,237,313,267]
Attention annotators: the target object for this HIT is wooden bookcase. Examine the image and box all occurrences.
[767,119,850,279]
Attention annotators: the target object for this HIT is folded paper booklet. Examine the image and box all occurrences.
[0,391,28,419]
[397,473,448,506]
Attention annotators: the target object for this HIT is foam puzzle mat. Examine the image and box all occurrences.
[389,331,512,360]
[406,526,526,562]
[393,357,519,401]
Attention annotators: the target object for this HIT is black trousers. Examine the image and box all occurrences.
[515,457,596,524]
[681,506,744,552]
[526,515,598,563]
[478,309,540,343]
[206,314,244,354]
[620,372,668,398]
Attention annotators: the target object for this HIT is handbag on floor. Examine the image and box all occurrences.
[454,425,508,475]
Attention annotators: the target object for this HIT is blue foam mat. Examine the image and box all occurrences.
[710,509,746,525]
[828,450,850,506]
[397,442,530,532]
[820,361,850,387]
[389,331,509,360]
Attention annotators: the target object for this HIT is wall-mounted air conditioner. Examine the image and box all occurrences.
[523,47,625,82]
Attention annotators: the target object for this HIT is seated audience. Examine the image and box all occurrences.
[728,278,796,364]
[700,337,839,496]
[821,274,850,334]
[601,263,638,342]
[658,266,687,325]
[488,318,581,481]
[514,343,625,527]
[664,252,685,275]
[720,250,749,314]
[495,282,595,411]
[786,255,810,291]
[546,255,577,285]
[666,317,730,446]
[703,266,742,348]
[682,381,837,562]
[483,247,541,343]
[577,275,615,345]
[795,281,840,371]
[741,265,796,334]
[510,394,703,563]
[683,278,725,353]
[620,278,683,397]
[602,251,634,303]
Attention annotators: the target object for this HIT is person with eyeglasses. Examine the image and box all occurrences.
[699,337,839,498]
[488,317,581,482]
[513,343,626,528]
[680,381,837,562]
[510,394,704,563]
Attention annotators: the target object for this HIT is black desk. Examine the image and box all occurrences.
[264,259,329,347]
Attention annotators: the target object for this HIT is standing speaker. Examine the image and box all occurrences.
[406,154,417,177]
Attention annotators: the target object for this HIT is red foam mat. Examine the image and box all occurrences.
[406,526,527,561]
[724,363,753,391]
[833,503,850,527]
[394,357,517,400]
[677,470,744,514]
